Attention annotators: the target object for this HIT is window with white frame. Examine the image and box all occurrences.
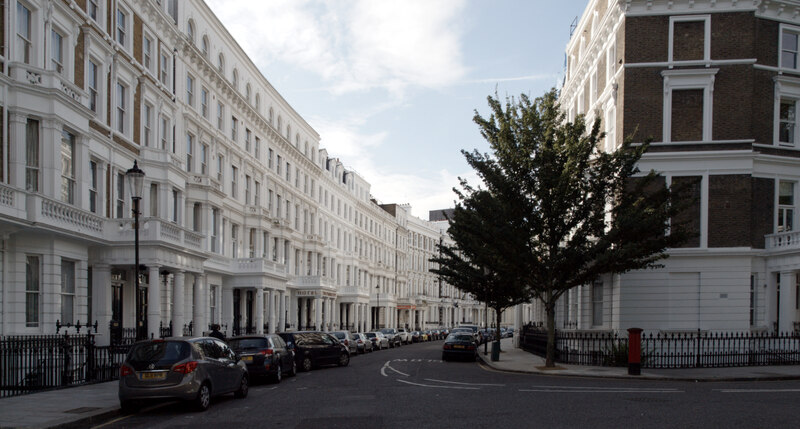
[87,0,99,22]
[669,15,710,64]
[26,255,40,327]
[187,20,195,44]
[209,285,218,322]
[89,160,98,213]
[160,115,169,150]
[217,102,224,130]
[186,74,194,107]
[217,154,223,182]
[248,228,255,257]
[201,87,208,118]
[245,128,251,152]
[160,52,169,86]
[186,133,193,173]
[201,143,208,175]
[779,98,796,146]
[254,181,260,206]
[116,82,126,134]
[116,8,127,47]
[143,35,153,73]
[231,165,238,198]
[778,181,795,233]
[781,26,800,70]
[592,279,603,326]
[211,208,219,253]
[231,116,238,141]
[143,103,153,146]
[604,101,616,153]
[116,171,125,218]
[254,136,260,159]
[218,53,224,74]
[60,130,75,204]
[25,118,39,192]
[149,183,157,218]
[61,259,75,323]
[661,68,717,142]
[245,174,251,204]
[606,42,616,86]
[231,224,238,258]
[88,60,99,112]
[16,2,32,64]
[171,188,179,223]
[774,77,800,146]
[202,35,209,57]
[50,28,64,74]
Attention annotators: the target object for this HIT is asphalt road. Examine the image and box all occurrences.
[94,340,800,429]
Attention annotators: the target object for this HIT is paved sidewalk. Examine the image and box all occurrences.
[478,337,800,381]
[0,380,119,429]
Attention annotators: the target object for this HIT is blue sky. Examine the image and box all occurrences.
[206,0,589,219]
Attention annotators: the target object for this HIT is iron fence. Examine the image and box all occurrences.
[0,333,129,398]
[520,326,800,369]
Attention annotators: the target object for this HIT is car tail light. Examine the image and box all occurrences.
[443,344,452,350]
[173,361,199,374]
[344,340,349,346]
[357,339,363,344]
[258,349,274,356]
[467,345,476,350]
[120,365,134,377]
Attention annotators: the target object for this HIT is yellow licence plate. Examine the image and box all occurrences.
[141,372,166,381]
[242,356,253,362]
[453,345,465,349]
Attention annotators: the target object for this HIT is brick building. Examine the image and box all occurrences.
[524,0,800,334]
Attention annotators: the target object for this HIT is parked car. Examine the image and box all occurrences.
[365,332,389,350]
[353,333,374,353]
[330,330,357,355]
[442,333,478,361]
[278,332,350,372]
[396,328,411,344]
[227,334,296,383]
[119,337,248,413]
[380,328,402,348]
[410,331,422,343]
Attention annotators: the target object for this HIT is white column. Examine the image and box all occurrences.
[92,264,112,346]
[278,291,286,332]
[299,297,307,330]
[193,274,206,335]
[184,274,194,333]
[147,266,161,339]
[268,289,276,333]
[172,271,185,334]
[314,297,322,330]
[222,286,234,336]
[255,288,264,334]
[779,271,796,332]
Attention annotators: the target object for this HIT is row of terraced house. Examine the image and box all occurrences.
[0,0,493,345]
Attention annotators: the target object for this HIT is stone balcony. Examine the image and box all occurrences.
[233,257,286,275]
[9,63,84,105]
[109,216,205,252]
[765,231,800,253]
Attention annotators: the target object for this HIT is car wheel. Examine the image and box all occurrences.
[120,400,138,415]
[338,352,350,367]
[288,360,297,377]
[194,383,211,411]
[273,364,282,384]
[302,357,313,372]
[234,375,249,398]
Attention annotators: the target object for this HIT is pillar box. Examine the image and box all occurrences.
[627,327,643,375]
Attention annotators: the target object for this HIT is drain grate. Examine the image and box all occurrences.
[64,407,102,414]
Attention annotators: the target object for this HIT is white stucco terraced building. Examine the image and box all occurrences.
[0,0,481,344]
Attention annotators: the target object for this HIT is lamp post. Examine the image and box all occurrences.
[375,284,380,329]
[126,161,145,340]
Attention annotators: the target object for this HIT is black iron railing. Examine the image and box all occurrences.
[0,333,129,398]
[520,326,800,369]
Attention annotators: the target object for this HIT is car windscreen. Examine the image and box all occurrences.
[127,341,191,370]
[228,338,268,350]
[380,329,394,334]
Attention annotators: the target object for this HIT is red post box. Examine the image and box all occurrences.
[627,327,643,376]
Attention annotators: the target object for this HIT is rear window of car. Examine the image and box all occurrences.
[228,338,268,350]
[128,341,190,366]
[449,334,474,342]
[365,333,376,338]
[332,332,345,339]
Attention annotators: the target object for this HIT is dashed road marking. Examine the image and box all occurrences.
[519,385,682,393]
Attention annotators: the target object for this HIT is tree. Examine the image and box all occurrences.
[430,185,531,347]
[438,89,692,367]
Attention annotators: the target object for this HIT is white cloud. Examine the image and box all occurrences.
[206,0,468,96]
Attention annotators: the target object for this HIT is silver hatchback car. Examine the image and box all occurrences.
[118,337,249,412]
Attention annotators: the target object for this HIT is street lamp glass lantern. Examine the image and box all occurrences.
[126,160,145,200]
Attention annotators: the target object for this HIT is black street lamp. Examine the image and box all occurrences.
[126,161,145,340]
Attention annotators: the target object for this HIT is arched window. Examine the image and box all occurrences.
[201,35,209,56]
[255,94,260,111]
[295,134,300,148]
[246,83,251,103]
[269,108,274,126]
[232,69,239,90]
[286,125,291,140]
[187,20,195,44]
[218,53,225,74]
[277,116,283,134]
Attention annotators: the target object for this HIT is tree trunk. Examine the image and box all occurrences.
[545,302,556,367]
[495,308,503,351]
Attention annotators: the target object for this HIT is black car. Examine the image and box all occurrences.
[278,331,350,372]
[227,334,296,383]
[442,333,478,361]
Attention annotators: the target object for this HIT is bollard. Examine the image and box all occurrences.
[627,327,643,375]
[491,340,500,361]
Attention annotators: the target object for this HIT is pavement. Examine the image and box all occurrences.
[478,337,800,381]
[2,338,800,429]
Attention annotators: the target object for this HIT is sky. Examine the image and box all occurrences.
[206,0,590,220]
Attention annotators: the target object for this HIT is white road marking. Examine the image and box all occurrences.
[424,378,505,387]
[397,379,480,390]
[382,360,410,377]
[525,385,681,391]
[715,389,800,393]
[519,388,682,393]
